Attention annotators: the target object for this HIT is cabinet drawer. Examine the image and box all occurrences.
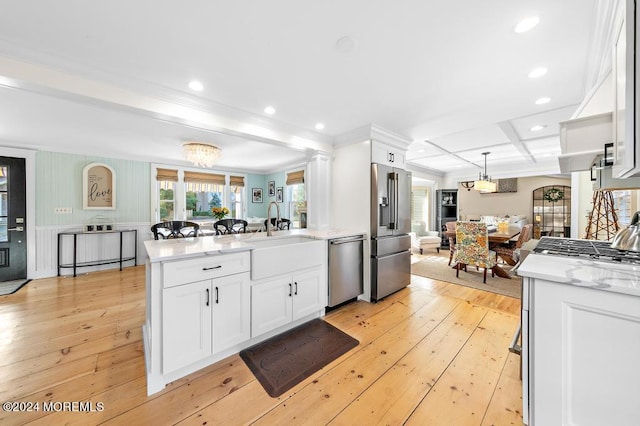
[163,251,250,288]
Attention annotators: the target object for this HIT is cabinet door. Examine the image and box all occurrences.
[251,277,293,337]
[292,268,323,321]
[530,279,640,426]
[371,142,391,165]
[389,148,406,168]
[212,272,251,354]
[163,280,212,373]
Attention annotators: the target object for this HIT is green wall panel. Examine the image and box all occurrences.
[36,152,150,226]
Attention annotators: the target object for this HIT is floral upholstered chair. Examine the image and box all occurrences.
[453,221,497,283]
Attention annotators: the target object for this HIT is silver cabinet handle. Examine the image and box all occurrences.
[8,227,24,232]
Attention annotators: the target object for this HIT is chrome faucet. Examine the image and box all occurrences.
[266,201,281,236]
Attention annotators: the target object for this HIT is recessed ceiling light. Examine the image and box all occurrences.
[315,122,325,130]
[264,106,276,115]
[335,36,358,54]
[515,16,540,33]
[528,67,548,78]
[535,97,551,105]
[418,149,425,153]
[188,80,203,91]
[530,125,547,131]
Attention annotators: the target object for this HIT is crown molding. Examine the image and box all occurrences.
[333,123,412,149]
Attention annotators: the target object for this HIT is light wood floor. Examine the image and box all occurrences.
[0,264,523,425]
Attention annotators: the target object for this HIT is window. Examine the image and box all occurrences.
[411,186,430,232]
[156,168,177,222]
[153,166,246,223]
[286,169,305,228]
[230,175,245,219]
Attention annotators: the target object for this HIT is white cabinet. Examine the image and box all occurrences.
[612,0,640,178]
[162,280,212,374]
[162,272,251,373]
[526,278,640,425]
[251,267,323,337]
[161,252,251,374]
[212,272,251,354]
[371,141,406,168]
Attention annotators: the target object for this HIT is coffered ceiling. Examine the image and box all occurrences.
[0,1,604,176]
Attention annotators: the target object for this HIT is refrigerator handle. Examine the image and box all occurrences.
[394,172,399,230]
[388,173,396,229]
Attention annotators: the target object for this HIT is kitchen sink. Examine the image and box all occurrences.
[250,236,325,280]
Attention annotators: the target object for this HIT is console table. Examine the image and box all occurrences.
[57,229,137,277]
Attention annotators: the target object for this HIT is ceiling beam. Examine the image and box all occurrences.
[497,121,536,163]
[423,140,482,169]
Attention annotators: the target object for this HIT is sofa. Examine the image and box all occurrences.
[479,214,529,230]
[410,221,441,254]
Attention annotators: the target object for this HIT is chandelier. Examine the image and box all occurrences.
[183,142,221,168]
[474,152,496,193]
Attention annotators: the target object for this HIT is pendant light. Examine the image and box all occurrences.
[474,152,496,193]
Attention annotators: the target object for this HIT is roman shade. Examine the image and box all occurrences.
[286,170,305,186]
[230,175,245,187]
[156,168,178,182]
[184,171,225,192]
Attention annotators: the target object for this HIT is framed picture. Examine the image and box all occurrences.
[268,181,275,197]
[82,162,116,210]
[252,188,263,203]
[276,187,283,203]
[590,163,598,181]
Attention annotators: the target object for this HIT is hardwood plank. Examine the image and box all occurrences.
[329,301,487,425]
[405,310,519,425]
[250,296,461,425]
[481,352,524,426]
[0,262,524,426]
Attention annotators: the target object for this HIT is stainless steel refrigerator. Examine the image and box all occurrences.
[370,163,411,301]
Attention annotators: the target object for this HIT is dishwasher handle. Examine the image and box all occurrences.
[330,237,366,245]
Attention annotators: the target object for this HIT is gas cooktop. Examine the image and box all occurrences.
[534,236,640,265]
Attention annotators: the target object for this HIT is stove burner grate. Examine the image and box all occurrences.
[533,237,640,265]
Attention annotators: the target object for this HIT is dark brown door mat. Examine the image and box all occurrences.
[240,318,359,397]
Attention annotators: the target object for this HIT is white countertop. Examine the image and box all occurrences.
[518,253,640,298]
[143,228,366,262]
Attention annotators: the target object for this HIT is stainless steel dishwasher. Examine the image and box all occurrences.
[328,235,365,307]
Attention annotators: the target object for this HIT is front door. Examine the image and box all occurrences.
[0,157,27,281]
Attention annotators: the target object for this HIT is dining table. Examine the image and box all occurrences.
[444,225,521,278]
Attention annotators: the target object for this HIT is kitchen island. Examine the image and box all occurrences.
[142,229,361,395]
[518,251,640,426]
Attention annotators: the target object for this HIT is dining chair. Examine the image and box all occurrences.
[213,219,248,235]
[453,221,497,283]
[445,221,457,266]
[263,218,292,231]
[494,223,533,265]
[150,221,200,240]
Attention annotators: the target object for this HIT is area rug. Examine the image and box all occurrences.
[0,279,31,296]
[240,318,359,397]
[412,254,521,299]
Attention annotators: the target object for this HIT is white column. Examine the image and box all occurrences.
[306,152,332,230]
